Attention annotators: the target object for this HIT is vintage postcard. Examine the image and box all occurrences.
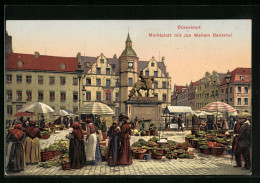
[4,20,251,176]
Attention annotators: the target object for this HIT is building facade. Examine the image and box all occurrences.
[195,71,225,110]
[171,85,188,106]
[5,52,79,121]
[219,68,252,114]
[187,81,197,110]
[5,33,172,121]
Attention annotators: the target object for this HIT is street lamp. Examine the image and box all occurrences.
[225,70,232,128]
[82,85,86,100]
[75,63,84,110]
[225,70,231,104]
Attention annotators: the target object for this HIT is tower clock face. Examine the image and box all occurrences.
[128,62,133,68]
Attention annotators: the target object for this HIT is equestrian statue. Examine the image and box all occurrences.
[128,71,155,100]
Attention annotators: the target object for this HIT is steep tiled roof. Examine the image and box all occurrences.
[137,61,149,73]
[221,67,251,85]
[157,62,167,76]
[6,53,78,72]
[174,85,187,94]
[137,60,167,76]
[80,55,120,75]
[191,81,198,86]
[217,73,226,84]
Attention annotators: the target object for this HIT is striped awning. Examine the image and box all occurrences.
[200,101,236,113]
[78,102,114,115]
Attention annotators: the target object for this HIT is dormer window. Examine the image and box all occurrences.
[17,61,23,67]
[151,62,154,67]
[85,62,90,68]
[60,63,66,70]
[100,59,104,63]
[240,76,245,81]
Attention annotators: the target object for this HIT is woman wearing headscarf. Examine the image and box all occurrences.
[6,124,25,172]
[107,122,120,166]
[85,118,102,165]
[222,120,229,130]
[118,114,132,165]
[100,118,108,140]
[67,122,86,169]
[23,121,41,164]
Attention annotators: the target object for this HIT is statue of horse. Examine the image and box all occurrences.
[128,76,154,100]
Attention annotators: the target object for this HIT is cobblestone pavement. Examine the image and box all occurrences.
[5,130,251,176]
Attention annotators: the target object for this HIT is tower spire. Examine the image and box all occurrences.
[120,33,137,57]
[126,33,132,44]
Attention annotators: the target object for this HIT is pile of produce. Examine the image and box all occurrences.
[131,137,194,160]
[43,140,69,153]
[40,131,51,139]
[41,140,69,162]
[185,129,232,156]
[38,153,69,168]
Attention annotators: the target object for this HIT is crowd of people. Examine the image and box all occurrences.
[6,113,134,172]
[6,112,251,172]
[68,113,133,169]
[6,118,41,172]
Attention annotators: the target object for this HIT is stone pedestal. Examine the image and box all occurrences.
[124,96,162,127]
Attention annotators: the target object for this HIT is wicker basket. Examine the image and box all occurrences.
[134,152,146,159]
[151,154,163,159]
[211,147,226,156]
[41,134,50,139]
[61,161,71,170]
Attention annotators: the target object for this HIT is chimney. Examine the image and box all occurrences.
[113,54,117,59]
[162,56,165,63]
[5,31,13,53]
[77,52,81,65]
[35,52,40,58]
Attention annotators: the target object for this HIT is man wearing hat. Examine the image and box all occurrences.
[177,115,184,132]
[118,114,132,165]
[233,114,251,170]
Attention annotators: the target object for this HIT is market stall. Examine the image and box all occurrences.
[163,106,194,129]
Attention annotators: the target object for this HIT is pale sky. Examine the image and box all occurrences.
[6,20,251,87]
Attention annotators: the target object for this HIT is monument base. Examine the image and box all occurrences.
[124,96,162,127]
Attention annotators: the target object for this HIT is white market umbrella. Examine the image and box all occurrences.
[19,102,54,113]
[19,102,54,126]
[54,109,74,116]
[78,102,114,115]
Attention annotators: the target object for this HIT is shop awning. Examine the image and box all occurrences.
[163,106,193,114]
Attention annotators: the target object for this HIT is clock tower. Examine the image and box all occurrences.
[119,33,138,114]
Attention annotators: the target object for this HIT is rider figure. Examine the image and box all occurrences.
[139,71,147,88]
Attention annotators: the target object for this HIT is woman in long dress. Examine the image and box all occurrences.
[23,121,41,164]
[85,118,102,165]
[6,124,25,172]
[68,122,86,169]
[118,115,132,165]
[107,122,120,166]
